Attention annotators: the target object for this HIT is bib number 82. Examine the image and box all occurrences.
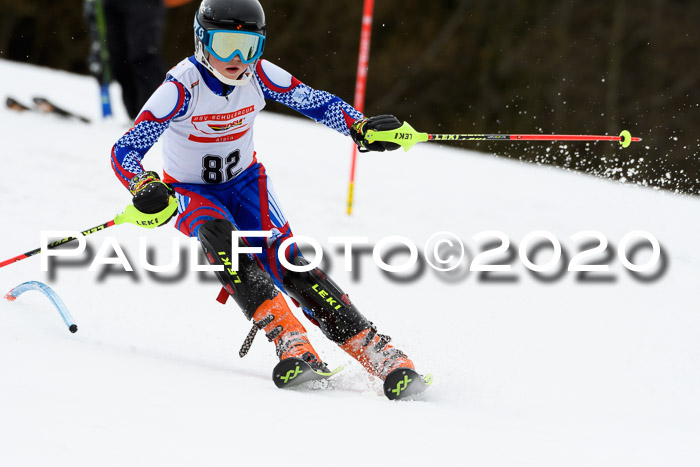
[202,150,241,183]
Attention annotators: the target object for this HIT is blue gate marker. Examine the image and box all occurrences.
[4,281,78,333]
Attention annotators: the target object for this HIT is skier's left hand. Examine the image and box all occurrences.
[351,115,402,152]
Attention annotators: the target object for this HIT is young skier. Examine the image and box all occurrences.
[110,0,428,398]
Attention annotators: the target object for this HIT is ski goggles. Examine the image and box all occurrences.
[194,17,265,64]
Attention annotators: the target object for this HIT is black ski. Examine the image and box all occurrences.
[383,368,433,400]
[6,96,91,124]
[272,358,343,389]
[32,97,91,124]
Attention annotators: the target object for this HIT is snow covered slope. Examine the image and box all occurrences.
[1,59,699,467]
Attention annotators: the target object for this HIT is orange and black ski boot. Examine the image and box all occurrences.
[281,256,416,378]
[341,326,432,399]
[197,219,334,381]
[340,325,414,380]
[245,293,329,372]
[281,256,431,398]
[248,294,345,388]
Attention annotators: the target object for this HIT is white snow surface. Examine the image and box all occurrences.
[1,59,699,466]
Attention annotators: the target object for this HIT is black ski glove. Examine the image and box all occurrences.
[350,115,402,152]
[129,171,175,215]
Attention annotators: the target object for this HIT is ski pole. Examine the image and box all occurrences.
[0,220,116,269]
[0,197,178,269]
[365,122,642,152]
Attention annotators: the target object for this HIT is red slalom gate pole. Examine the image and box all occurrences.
[346,0,375,216]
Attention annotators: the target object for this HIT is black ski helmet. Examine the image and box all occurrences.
[196,0,265,36]
[194,0,266,85]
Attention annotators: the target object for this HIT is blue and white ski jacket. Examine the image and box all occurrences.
[111,56,363,186]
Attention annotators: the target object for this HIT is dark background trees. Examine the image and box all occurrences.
[2,0,698,194]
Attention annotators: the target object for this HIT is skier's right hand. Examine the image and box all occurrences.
[129,171,174,215]
[350,115,402,152]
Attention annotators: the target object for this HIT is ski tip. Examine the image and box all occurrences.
[315,365,344,377]
[383,368,432,400]
[273,358,343,389]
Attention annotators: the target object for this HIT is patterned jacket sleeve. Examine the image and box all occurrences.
[111,78,191,189]
[254,60,363,136]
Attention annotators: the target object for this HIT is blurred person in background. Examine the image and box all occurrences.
[102,0,166,120]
